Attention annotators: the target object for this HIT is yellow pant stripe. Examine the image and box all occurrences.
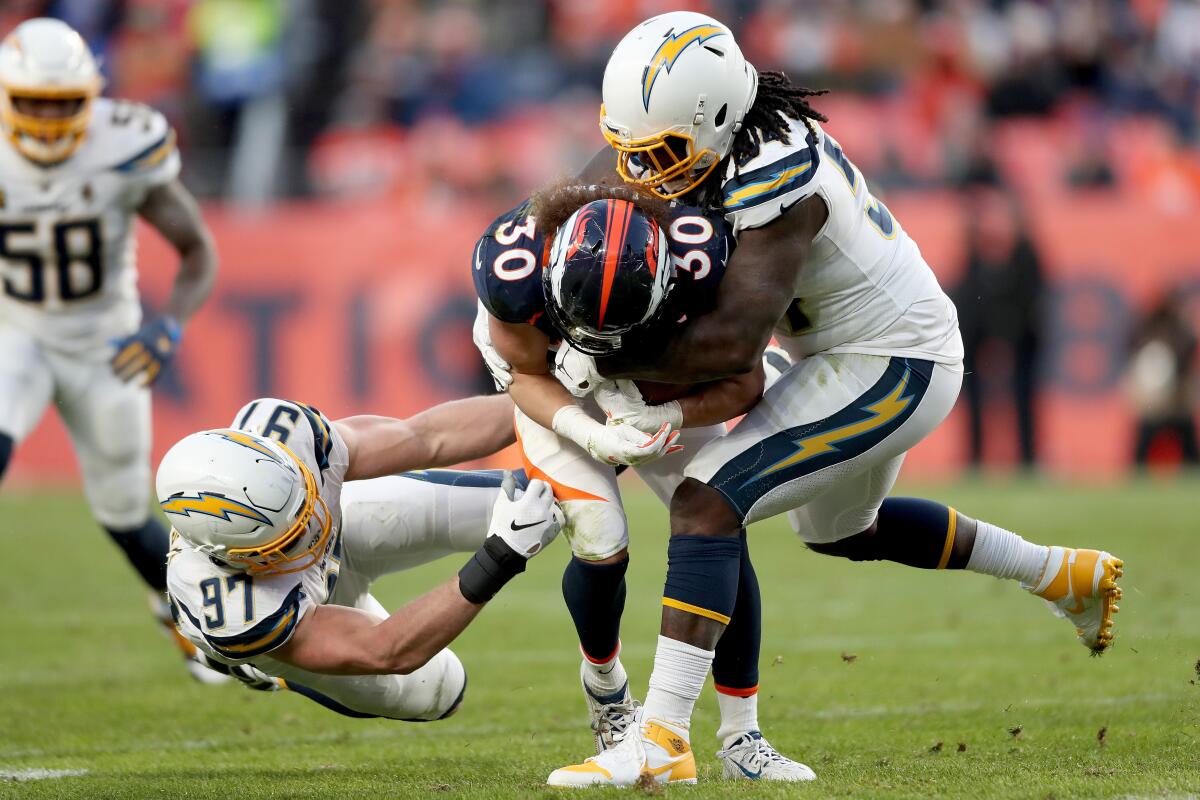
[662,597,731,625]
[936,506,958,570]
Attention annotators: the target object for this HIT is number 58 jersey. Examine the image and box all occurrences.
[0,97,180,353]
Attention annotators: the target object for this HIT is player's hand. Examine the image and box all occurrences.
[596,379,684,434]
[489,473,563,558]
[111,316,181,386]
[553,343,603,398]
[473,301,512,391]
[552,404,682,466]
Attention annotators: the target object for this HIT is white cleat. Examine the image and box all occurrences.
[717,731,816,782]
[579,661,639,753]
[1026,547,1124,654]
[547,708,696,788]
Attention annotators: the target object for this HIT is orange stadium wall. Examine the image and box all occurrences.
[8,192,1200,486]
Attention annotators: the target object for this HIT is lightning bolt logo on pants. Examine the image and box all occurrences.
[746,366,915,485]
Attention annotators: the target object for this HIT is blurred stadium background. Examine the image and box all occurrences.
[3,0,1199,484]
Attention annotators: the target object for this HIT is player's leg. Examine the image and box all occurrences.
[515,407,639,750]
[0,324,55,483]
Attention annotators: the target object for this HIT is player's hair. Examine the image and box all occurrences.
[731,70,828,166]
[530,178,674,240]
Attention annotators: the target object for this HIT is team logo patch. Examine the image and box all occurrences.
[160,491,272,526]
[642,24,727,111]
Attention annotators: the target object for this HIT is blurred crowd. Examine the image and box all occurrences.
[3,0,1200,207]
[2,0,1197,471]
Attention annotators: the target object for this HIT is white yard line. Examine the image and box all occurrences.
[0,768,88,782]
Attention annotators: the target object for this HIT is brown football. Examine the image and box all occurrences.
[633,380,699,405]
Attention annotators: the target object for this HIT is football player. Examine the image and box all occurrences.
[541,11,1125,787]
[158,394,564,721]
[0,20,218,679]
[473,184,812,779]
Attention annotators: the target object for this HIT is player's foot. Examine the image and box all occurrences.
[716,730,816,782]
[1025,547,1123,654]
[579,661,639,753]
[546,709,696,788]
[149,593,231,685]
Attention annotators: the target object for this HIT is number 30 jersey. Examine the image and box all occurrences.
[166,398,349,665]
[472,198,735,337]
[719,117,963,364]
[0,97,180,353]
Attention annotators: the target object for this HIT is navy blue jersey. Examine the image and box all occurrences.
[472,198,734,338]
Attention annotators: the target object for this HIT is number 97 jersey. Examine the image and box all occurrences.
[0,97,180,353]
[472,197,735,335]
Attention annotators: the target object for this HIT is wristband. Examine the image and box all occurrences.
[458,535,527,604]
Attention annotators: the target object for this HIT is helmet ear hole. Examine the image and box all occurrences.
[714,103,728,128]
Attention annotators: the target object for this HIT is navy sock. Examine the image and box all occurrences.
[712,532,761,694]
[811,497,971,569]
[103,517,170,591]
[0,431,12,480]
[562,556,628,662]
[663,534,741,625]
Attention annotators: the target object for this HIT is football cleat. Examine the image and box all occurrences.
[716,731,816,782]
[1026,547,1123,654]
[579,662,639,754]
[546,709,696,788]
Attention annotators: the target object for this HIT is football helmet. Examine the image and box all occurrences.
[0,18,102,164]
[601,11,757,199]
[156,430,332,576]
[543,198,672,356]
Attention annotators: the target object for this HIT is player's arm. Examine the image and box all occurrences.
[137,178,218,324]
[492,315,678,466]
[595,196,827,382]
[598,367,765,434]
[270,476,562,676]
[334,394,516,482]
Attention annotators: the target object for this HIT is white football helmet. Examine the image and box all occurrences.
[156,430,332,575]
[0,18,103,164]
[601,11,757,199]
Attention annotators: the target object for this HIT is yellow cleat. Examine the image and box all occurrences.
[547,709,696,788]
[1027,548,1123,654]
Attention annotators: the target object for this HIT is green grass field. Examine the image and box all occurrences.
[2,478,1198,799]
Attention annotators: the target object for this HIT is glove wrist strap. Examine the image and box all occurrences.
[458,535,527,604]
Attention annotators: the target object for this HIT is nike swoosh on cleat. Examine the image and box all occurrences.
[510,520,544,531]
[734,762,763,780]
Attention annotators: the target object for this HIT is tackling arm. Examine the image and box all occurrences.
[335,394,516,482]
[596,195,827,383]
[137,178,218,324]
[676,367,765,427]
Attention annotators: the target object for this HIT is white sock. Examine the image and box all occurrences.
[581,644,628,700]
[715,691,759,746]
[642,635,714,735]
[966,521,1050,585]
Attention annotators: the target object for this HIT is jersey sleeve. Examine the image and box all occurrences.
[167,551,313,663]
[102,101,181,204]
[719,119,822,234]
[471,201,549,328]
[230,398,350,486]
[665,205,734,318]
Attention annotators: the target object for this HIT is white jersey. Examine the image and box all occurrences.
[719,118,963,364]
[167,398,349,664]
[0,97,180,353]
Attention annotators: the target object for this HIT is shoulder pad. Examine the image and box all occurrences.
[232,398,336,473]
[472,200,548,327]
[662,205,734,317]
[172,578,306,661]
[720,119,822,232]
[88,98,177,174]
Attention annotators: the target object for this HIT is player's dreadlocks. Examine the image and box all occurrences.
[530,177,673,241]
[731,70,828,166]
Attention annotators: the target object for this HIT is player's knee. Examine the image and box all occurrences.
[411,649,467,722]
[85,465,150,529]
[669,478,740,538]
[562,500,628,561]
[807,522,881,562]
[0,431,12,480]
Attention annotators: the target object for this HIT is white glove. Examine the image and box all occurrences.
[489,473,563,558]
[596,379,684,435]
[553,343,604,398]
[552,404,682,466]
[473,300,513,391]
